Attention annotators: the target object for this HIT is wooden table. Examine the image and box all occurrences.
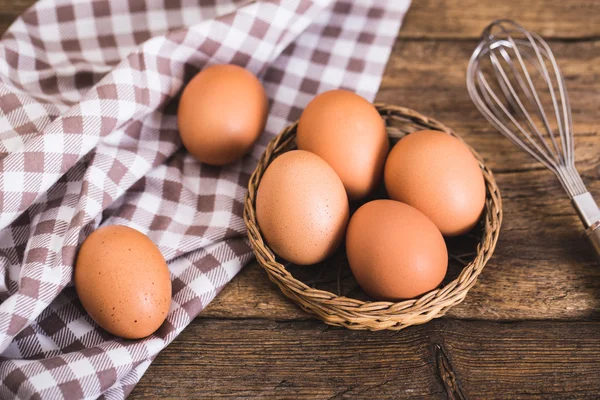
[3,0,600,398]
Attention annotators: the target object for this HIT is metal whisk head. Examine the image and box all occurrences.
[467,20,585,197]
[467,19,600,260]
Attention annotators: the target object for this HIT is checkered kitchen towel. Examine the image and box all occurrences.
[0,0,410,398]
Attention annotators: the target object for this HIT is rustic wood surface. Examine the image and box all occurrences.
[3,0,600,398]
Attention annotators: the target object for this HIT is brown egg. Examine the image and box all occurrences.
[296,90,389,201]
[346,200,448,300]
[177,64,268,165]
[256,150,349,265]
[384,130,486,236]
[75,225,171,339]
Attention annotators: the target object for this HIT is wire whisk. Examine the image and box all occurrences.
[467,19,600,260]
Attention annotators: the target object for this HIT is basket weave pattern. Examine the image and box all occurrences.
[244,104,503,330]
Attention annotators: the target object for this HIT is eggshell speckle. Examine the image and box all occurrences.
[384,130,486,236]
[346,200,448,300]
[297,90,389,201]
[75,225,171,339]
[178,64,268,165]
[256,150,349,265]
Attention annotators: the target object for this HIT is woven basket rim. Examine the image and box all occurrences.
[243,104,503,330]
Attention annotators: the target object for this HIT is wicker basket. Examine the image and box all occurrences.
[244,104,502,331]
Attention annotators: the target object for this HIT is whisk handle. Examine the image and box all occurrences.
[572,192,600,261]
[585,223,600,262]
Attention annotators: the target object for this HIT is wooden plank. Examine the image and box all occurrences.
[204,262,306,319]
[203,38,600,322]
[444,319,600,399]
[0,0,32,36]
[399,0,600,39]
[130,318,600,399]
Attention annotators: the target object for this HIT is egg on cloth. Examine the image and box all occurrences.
[296,90,389,201]
[384,130,486,236]
[345,199,448,301]
[75,225,172,339]
[256,150,349,265]
[177,64,268,165]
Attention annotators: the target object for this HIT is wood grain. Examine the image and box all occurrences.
[399,0,600,39]
[131,318,600,399]
[0,0,31,36]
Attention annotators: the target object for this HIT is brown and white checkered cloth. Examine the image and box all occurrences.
[0,0,410,398]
